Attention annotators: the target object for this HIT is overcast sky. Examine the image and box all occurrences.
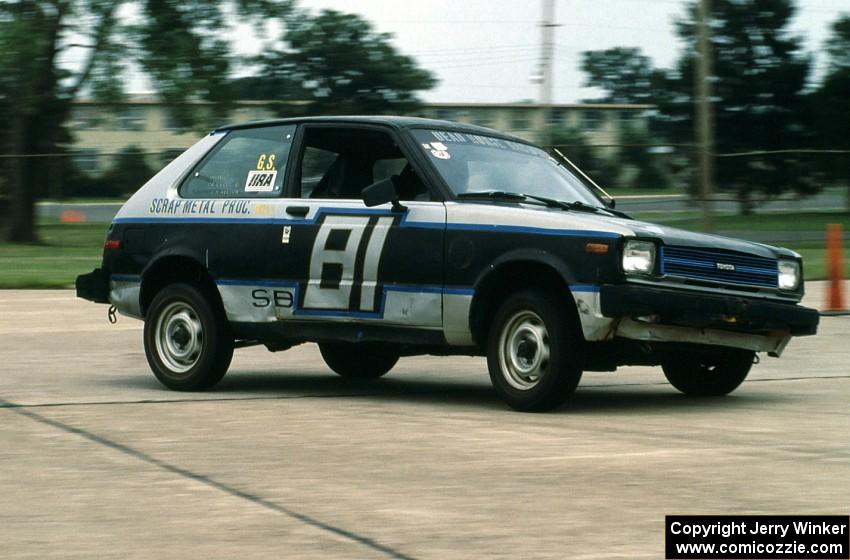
[289,0,847,104]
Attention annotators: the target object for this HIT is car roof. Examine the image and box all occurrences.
[213,115,531,145]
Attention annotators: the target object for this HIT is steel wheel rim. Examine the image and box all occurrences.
[498,309,550,391]
[155,301,204,376]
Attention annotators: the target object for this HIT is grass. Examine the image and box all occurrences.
[651,211,850,232]
[0,221,106,288]
[1,212,848,288]
[604,187,683,197]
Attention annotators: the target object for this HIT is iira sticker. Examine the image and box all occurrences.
[245,170,277,192]
[431,149,451,160]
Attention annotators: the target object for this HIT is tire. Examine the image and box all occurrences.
[661,347,754,396]
[144,283,233,391]
[319,342,399,379]
[486,290,583,412]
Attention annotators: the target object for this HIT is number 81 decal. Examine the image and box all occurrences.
[302,215,395,313]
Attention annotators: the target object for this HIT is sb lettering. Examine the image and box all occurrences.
[252,289,294,308]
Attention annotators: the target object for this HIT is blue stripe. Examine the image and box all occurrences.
[119,274,592,298]
[216,278,299,288]
[442,287,476,296]
[111,274,141,283]
[384,284,444,294]
[113,217,300,225]
[113,207,621,238]
[570,284,600,293]
[447,223,620,238]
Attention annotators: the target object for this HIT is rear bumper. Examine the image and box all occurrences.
[600,284,819,336]
[76,268,110,304]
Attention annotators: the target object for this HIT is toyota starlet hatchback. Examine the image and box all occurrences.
[77,117,819,411]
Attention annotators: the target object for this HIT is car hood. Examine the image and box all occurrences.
[601,214,797,259]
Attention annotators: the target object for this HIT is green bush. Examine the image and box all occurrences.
[65,145,155,198]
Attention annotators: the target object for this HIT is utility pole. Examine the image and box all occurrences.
[695,0,714,232]
[538,0,556,147]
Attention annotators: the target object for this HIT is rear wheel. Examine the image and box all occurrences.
[487,290,583,411]
[319,342,399,379]
[144,283,233,391]
[661,347,754,396]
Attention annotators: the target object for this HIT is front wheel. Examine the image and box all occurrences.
[144,283,233,391]
[661,347,754,396]
[319,342,399,379]
[487,290,583,412]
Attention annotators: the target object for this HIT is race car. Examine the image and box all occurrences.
[76,116,819,411]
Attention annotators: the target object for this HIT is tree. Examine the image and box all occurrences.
[812,14,850,210]
[580,47,667,106]
[0,0,294,242]
[670,0,815,213]
[249,9,436,116]
[579,1,816,214]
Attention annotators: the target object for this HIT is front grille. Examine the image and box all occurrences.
[659,245,778,289]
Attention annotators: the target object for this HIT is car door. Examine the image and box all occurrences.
[263,124,447,334]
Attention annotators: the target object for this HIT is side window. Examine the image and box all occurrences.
[300,147,338,199]
[295,128,431,201]
[181,125,295,198]
[373,158,407,182]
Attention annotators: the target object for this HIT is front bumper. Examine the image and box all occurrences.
[600,284,819,336]
[76,268,110,304]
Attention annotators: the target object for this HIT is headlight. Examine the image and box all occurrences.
[778,259,801,290]
[622,240,656,275]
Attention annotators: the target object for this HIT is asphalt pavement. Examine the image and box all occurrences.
[0,284,847,559]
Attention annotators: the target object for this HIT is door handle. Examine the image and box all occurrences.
[285,205,309,217]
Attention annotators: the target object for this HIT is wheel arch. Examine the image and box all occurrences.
[468,251,583,347]
[139,253,222,318]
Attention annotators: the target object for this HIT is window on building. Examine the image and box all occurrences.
[180,124,296,198]
[161,111,184,132]
[471,110,494,128]
[548,109,568,127]
[73,149,101,174]
[118,107,147,131]
[434,108,456,121]
[581,110,603,131]
[71,107,99,130]
[511,111,530,131]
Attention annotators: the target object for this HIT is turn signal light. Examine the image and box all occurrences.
[585,243,609,254]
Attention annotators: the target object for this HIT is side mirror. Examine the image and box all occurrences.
[604,197,616,209]
[362,177,407,213]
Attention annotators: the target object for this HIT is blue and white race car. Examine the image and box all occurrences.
[77,116,819,411]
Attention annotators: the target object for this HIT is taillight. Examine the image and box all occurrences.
[104,239,122,251]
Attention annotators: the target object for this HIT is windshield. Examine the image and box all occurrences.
[412,129,604,207]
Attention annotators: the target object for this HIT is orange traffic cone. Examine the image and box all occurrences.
[823,223,847,315]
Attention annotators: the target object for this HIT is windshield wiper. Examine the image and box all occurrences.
[522,194,600,213]
[456,190,528,202]
[458,190,604,214]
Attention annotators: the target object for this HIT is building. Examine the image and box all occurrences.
[416,102,652,146]
[68,97,653,174]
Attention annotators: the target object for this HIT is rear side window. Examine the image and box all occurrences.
[181,125,296,198]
